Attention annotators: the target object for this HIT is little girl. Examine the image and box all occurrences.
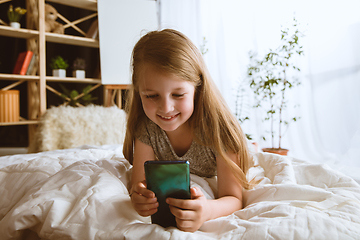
[123,29,255,232]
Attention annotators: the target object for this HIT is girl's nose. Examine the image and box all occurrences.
[159,97,174,113]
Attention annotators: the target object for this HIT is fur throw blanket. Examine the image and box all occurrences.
[28,105,127,153]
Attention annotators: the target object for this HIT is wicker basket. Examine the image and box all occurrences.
[0,90,20,122]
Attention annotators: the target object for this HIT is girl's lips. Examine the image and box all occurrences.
[158,113,179,120]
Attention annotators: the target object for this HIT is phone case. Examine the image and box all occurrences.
[144,160,191,228]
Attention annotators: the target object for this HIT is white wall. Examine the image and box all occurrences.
[98,0,158,85]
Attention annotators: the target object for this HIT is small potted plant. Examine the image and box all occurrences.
[247,18,304,155]
[7,5,27,29]
[50,56,69,77]
[72,58,86,78]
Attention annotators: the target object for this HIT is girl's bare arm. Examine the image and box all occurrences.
[207,151,243,218]
[167,151,243,232]
[130,138,158,217]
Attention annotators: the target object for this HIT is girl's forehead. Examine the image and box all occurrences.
[138,64,193,89]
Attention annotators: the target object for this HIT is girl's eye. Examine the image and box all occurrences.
[173,93,185,98]
[146,94,158,99]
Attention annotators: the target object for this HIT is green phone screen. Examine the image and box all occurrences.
[144,160,190,228]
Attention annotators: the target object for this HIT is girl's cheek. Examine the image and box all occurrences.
[182,97,195,110]
[142,99,158,113]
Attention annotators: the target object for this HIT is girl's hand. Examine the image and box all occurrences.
[130,180,159,217]
[167,187,210,232]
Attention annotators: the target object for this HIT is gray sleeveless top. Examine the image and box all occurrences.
[136,120,217,178]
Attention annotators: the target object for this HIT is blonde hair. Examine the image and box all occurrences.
[123,29,255,189]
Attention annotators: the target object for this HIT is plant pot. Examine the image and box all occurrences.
[262,148,289,156]
[10,22,20,29]
[72,70,85,79]
[0,90,20,122]
[53,69,66,78]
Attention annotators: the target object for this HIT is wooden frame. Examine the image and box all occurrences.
[103,84,130,109]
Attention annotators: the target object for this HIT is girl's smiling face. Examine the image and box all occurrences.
[138,64,195,133]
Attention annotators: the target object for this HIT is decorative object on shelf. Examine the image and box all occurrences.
[59,84,98,107]
[13,51,34,75]
[247,18,305,156]
[45,4,64,34]
[7,5,27,29]
[72,58,86,78]
[50,56,69,77]
[26,54,37,75]
[10,22,20,29]
[0,90,20,123]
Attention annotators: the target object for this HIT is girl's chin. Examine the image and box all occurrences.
[156,123,180,132]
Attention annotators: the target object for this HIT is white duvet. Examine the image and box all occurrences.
[0,145,359,240]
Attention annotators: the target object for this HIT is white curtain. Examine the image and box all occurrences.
[159,0,360,182]
[159,0,234,106]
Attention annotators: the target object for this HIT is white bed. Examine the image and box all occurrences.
[0,144,359,240]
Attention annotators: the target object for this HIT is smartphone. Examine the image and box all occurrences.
[144,160,191,228]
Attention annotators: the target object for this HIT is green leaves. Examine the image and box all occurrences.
[50,56,69,70]
[200,37,209,55]
[8,5,27,22]
[246,17,305,149]
[59,84,97,107]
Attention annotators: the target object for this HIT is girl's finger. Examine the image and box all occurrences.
[134,202,159,211]
[167,198,197,210]
[131,191,157,204]
[169,205,195,220]
[138,207,158,217]
[132,181,156,198]
[176,218,197,232]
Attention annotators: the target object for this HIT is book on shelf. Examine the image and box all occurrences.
[13,51,33,75]
[26,54,36,75]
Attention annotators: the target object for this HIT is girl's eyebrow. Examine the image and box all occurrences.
[141,87,185,93]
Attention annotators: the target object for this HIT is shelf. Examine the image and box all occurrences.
[46,76,101,84]
[0,120,39,126]
[0,26,98,48]
[0,73,40,81]
[47,0,98,11]
[46,32,99,48]
[0,25,38,39]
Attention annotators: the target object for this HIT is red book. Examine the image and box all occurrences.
[13,51,33,75]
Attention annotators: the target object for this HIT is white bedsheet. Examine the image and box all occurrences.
[0,145,359,240]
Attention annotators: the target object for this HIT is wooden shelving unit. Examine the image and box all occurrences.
[47,0,97,11]
[0,0,101,146]
[0,25,39,38]
[46,76,101,84]
[0,73,40,81]
[0,120,39,126]
[46,32,99,48]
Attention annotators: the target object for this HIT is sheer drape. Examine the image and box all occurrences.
[159,0,360,182]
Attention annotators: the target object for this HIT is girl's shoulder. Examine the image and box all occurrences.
[135,119,162,142]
